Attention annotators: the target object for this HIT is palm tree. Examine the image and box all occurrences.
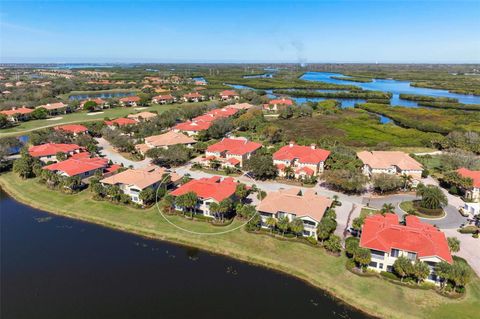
[401,173,413,191]
[393,256,413,282]
[416,185,448,209]
[289,218,304,237]
[447,237,461,253]
[183,192,198,217]
[353,248,371,272]
[209,202,220,220]
[266,216,277,233]
[284,165,295,180]
[381,203,395,215]
[412,260,430,284]
[277,217,289,236]
[435,261,452,291]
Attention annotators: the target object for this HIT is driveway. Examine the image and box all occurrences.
[443,229,480,276]
[96,137,150,169]
[364,194,467,229]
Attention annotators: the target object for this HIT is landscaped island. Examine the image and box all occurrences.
[1,172,479,319]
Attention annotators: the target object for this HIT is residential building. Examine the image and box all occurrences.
[104,117,137,128]
[219,90,240,101]
[273,142,330,179]
[43,157,120,179]
[183,92,204,102]
[80,98,107,110]
[173,120,212,136]
[225,102,255,110]
[457,168,480,202]
[54,124,89,136]
[203,137,262,168]
[257,188,333,238]
[36,102,68,115]
[264,98,293,111]
[173,107,238,136]
[152,94,175,104]
[170,176,238,217]
[357,151,423,180]
[0,106,34,122]
[135,130,196,155]
[119,96,141,107]
[127,111,157,122]
[29,143,83,162]
[359,213,453,284]
[100,165,180,204]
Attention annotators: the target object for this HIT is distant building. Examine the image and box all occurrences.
[80,98,108,110]
[55,124,89,136]
[0,106,34,122]
[43,157,120,179]
[29,143,83,162]
[273,142,330,179]
[152,94,176,104]
[357,151,423,180]
[360,213,452,285]
[257,188,333,238]
[183,92,205,102]
[135,130,196,155]
[457,168,480,202]
[170,176,238,216]
[219,90,239,101]
[36,102,68,115]
[104,117,137,128]
[204,137,262,169]
[119,96,141,107]
[265,98,293,111]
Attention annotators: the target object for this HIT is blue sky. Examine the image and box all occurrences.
[1,0,479,63]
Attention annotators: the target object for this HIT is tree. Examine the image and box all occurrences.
[416,184,448,209]
[372,173,403,194]
[31,107,48,119]
[322,169,368,194]
[345,237,359,257]
[266,216,277,233]
[13,153,36,179]
[277,217,289,236]
[393,256,413,282]
[324,208,336,220]
[0,114,10,129]
[147,144,192,166]
[245,212,261,231]
[354,248,371,272]
[283,165,295,179]
[62,176,82,192]
[435,261,452,291]
[161,194,175,214]
[400,173,413,191]
[447,237,461,253]
[139,188,156,205]
[317,217,337,242]
[324,235,342,253]
[245,153,277,180]
[56,151,67,161]
[380,203,395,215]
[236,204,256,219]
[235,183,249,202]
[206,118,233,139]
[106,185,122,202]
[177,192,198,217]
[412,260,430,284]
[450,261,472,291]
[83,100,98,111]
[217,198,233,221]
[289,218,304,237]
[352,216,364,231]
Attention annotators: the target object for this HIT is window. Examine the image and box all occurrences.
[371,250,385,260]
[391,249,400,257]
[369,261,378,268]
[379,263,384,270]
[407,252,417,261]
[386,265,393,273]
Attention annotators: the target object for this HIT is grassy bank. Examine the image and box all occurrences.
[1,172,479,319]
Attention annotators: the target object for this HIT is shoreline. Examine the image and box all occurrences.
[0,180,375,318]
[1,174,479,319]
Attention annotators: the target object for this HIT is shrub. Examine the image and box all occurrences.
[380,271,400,281]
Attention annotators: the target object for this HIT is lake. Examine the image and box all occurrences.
[69,92,135,101]
[301,72,480,106]
[0,190,369,319]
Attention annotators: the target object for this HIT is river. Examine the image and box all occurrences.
[0,190,369,319]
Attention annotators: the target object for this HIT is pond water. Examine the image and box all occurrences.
[301,72,480,105]
[193,77,207,84]
[69,92,135,101]
[0,190,369,319]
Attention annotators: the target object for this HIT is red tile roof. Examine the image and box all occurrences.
[174,120,212,132]
[0,106,34,116]
[295,166,315,176]
[105,118,137,126]
[207,138,262,156]
[119,96,141,103]
[153,94,174,100]
[360,213,452,263]
[80,98,106,107]
[170,176,237,202]
[55,124,88,134]
[273,143,330,164]
[269,98,293,105]
[184,92,203,99]
[43,157,108,177]
[70,152,91,159]
[29,143,81,157]
[219,90,239,97]
[457,168,480,188]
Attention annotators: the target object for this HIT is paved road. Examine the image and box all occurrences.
[444,228,480,276]
[96,137,151,169]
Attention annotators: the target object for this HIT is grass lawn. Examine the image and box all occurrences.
[1,172,479,319]
[0,101,210,136]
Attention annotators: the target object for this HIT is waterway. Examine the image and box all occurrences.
[0,190,369,319]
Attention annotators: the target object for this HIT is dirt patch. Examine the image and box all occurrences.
[87,112,104,116]
[46,116,63,121]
